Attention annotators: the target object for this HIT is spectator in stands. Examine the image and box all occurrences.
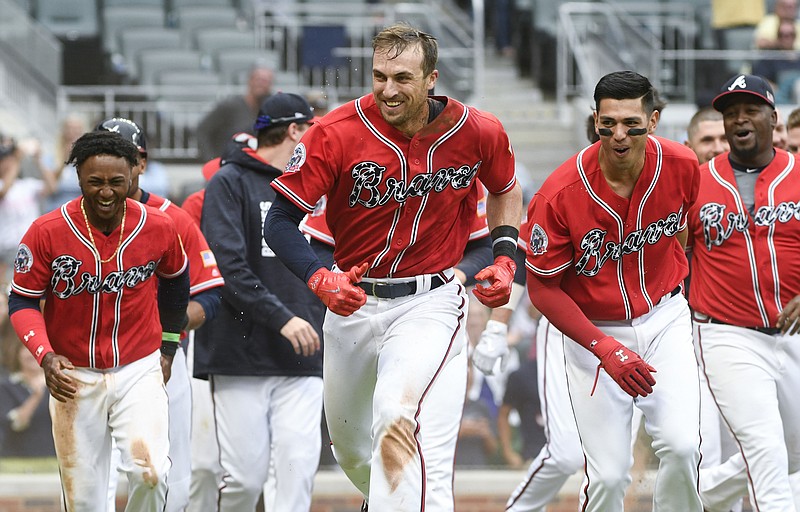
[755,0,800,49]
[456,365,499,467]
[0,340,55,459]
[196,62,274,162]
[711,0,765,50]
[497,331,545,469]
[684,107,729,164]
[786,106,800,153]
[774,107,790,149]
[0,134,54,285]
[752,21,800,103]
[42,114,89,212]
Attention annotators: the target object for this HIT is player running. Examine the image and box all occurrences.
[264,22,522,511]
[523,70,703,511]
[7,131,189,511]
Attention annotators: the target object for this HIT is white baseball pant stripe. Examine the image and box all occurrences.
[695,322,800,511]
[323,278,468,512]
[51,350,170,512]
[185,331,223,512]
[506,318,583,512]
[564,293,702,512]
[211,374,323,512]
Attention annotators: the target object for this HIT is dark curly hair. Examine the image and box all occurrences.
[67,130,140,169]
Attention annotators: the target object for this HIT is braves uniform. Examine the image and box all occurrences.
[268,93,517,510]
[687,149,800,511]
[524,135,703,511]
[10,197,187,511]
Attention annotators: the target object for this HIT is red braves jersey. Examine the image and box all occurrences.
[524,136,699,321]
[181,189,204,227]
[144,192,223,296]
[11,198,188,368]
[272,94,516,277]
[687,149,800,327]
[300,185,491,247]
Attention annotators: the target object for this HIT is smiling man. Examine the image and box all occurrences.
[6,131,189,511]
[264,22,522,512]
[522,71,703,511]
[686,74,800,511]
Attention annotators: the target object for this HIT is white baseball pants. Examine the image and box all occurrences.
[506,318,583,512]
[323,277,468,512]
[564,293,702,512]
[51,350,170,512]
[695,321,800,511]
[211,374,323,512]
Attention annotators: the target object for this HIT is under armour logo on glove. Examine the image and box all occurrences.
[589,336,656,398]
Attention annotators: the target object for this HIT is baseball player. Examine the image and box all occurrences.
[264,23,522,511]
[196,93,327,512]
[687,74,800,512]
[95,117,224,512]
[685,107,730,166]
[7,131,189,511]
[523,70,703,511]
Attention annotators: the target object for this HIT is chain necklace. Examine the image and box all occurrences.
[80,197,127,264]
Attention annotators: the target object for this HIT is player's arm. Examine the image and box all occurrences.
[527,272,656,398]
[264,194,367,316]
[473,183,523,308]
[157,269,190,383]
[8,292,76,402]
[455,236,492,285]
[185,288,222,331]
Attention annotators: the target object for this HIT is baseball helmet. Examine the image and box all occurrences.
[95,117,147,156]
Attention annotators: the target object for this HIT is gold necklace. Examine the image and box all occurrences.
[80,198,127,264]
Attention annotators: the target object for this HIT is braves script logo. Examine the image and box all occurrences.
[50,255,157,299]
[348,160,481,208]
[699,201,800,250]
[574,209,682,276]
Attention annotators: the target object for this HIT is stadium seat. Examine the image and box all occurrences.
[215,47,281,83]
[157,69,222,86]
[171,0,234,7]
[138,48,204,85]
[194,27,255,55]
[173,6,240,45]
[118,26,182,79]
[102,6,166,56]
[36,0,99,39]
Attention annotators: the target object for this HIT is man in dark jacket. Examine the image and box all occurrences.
[195,92,323,512]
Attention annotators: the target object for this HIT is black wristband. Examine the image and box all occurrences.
[491,225,519,260]
[160,341,178,357]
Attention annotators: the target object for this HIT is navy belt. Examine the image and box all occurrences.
[356,275,446,299]
[707,317,781,336]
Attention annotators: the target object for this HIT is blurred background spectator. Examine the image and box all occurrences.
[755,0,800,49]
[753,20,800,103]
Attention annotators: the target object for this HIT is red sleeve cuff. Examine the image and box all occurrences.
[10,308,53,365]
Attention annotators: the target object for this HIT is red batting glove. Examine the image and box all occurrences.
[590,336,656,398]
[472,256,516,308]
[307,262,369,316]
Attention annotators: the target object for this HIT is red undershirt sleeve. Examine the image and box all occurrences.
[9,307,53,365]
[526,271,608,353]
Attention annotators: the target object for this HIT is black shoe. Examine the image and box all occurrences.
[360,500,368,512]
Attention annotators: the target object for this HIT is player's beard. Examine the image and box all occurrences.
[731,137,765,163]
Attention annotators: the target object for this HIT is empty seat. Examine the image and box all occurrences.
[157,69,222,86]
[215,47,281,83]
[103,6,166,55]
[194,27,255,55]
[138,48,204,85]
[119,26,182,78]
[171,0,234,7]
[102,0,164,7]
[173,6,239,44]
[37,0,99,39]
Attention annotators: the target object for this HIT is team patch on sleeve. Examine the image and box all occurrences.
[285,142,307,173]
[529,224,548,256]
[14,244,33,273]
[201,250,217,267]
